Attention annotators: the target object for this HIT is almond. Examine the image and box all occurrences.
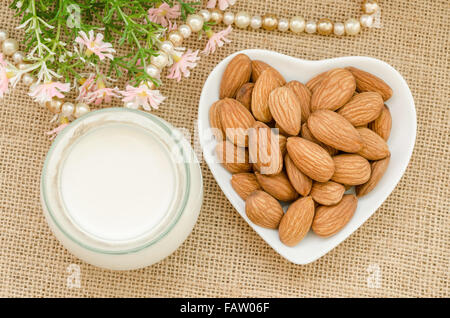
[235,82,254,110]
[255,171,299,201]
[356,156,390,197]
[251,68,286,122]
[279,196,315,246]
[332,154,371,185]
[284,153,312,196]
[248,121,283,175]
[209,100,225,140]
[347,66,393,101]
[245,190,284,229]
[307,110,364,153]
[231,173,261,200]
[369,105,392,141]
[356,127,390,160]
[310,68,356,111]
[216,140,252,174]
[278,134,287,156]
[337,92,384,126]
[285,81,311,122]
[286,137,335,182]
[251,60,270,82]
[310,181,345,206]
[268,86,302,136]
[220,53,252,99]
[312,194,357,237]
[275,123,289,136]
[306,70,330,92]
[251,60,285,83]
[219,98,255,147]
[301,123,338,156]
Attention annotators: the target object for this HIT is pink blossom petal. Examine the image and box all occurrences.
[46,123,68,140]
[206,0,217,9]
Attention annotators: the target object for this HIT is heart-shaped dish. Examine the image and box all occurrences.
[198,49,416,264]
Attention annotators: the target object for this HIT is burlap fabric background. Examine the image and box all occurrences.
[0,0,448,297]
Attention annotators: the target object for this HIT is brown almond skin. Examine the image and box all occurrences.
[310,181,345,206]
[347,66,393,101]
[216,140,252,174]
[209,100,225,140]
[286,137,335,182]
[356,127,390,160]
[219,98,255,147]
[250,60,285,83]
[245,190,284,229]
[306,70,330,93]
[248,121,283,175]
[301,123,338,156]
[338,92,384,126]
[275,123,289,136]
[278,134,287,156]
[312,194,357,237]
[356,156,390,197]
[231,173,261,201]
[251,68,286,122]
[332,154,371,185]
[251,60,270,82]
[279,196,315,246]
[310,68,356,111]
[285,154,312,196]
[308,110,364,153]
[235,82,254,110]
[268,86,302,136]
[369,105,392,141]
[337,92,384,126]
[255,171,299,202]
[285,81,311,122]
[220,54,252,99]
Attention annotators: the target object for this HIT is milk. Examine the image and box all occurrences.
[59,124,176,242]
[41,108,203,269]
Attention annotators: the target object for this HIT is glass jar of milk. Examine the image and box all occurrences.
[40,108,203,270]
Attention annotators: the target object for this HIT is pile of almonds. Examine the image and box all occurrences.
[210,53,393,247]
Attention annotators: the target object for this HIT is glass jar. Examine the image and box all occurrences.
[40,108,203,270]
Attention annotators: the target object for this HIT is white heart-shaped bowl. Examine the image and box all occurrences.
[198,49,416,264]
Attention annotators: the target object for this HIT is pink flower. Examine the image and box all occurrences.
[167,49,200,82]
[85,86,121,106]
[121,83,166,111]
[76,74,96,102]
[202,26,232,55]
[46,123,68,140]
[206,0,236,11]
[168,21,177,33]
[29,81,71,104]
[0,54,8,98]
[148,3,181,28]
[75,30,115,60]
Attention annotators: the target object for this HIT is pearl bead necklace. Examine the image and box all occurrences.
[1,0,380,124]
[210,0,380,36]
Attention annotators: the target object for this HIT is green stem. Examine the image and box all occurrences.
[115,5,148,70]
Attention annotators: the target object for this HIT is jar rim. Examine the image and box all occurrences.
[41,108,192,255]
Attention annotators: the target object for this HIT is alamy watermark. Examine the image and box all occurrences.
[66,264,81,289]
[366,263,382,289]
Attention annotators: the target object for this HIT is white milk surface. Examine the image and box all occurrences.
[60,124,176,241]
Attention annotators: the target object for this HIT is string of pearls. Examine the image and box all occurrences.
[142,13,205,81]
[2,1,380,121]
[210,0,379,36]
[144,1,380,90]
